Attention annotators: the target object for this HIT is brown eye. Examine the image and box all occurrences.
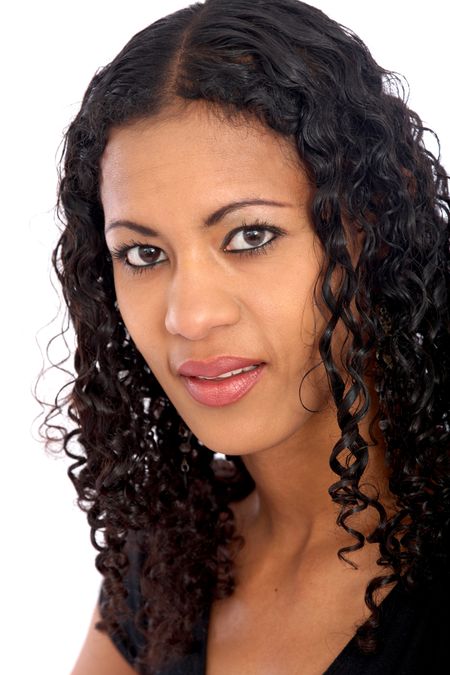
[127,245,166,267]
[225,227,277,252]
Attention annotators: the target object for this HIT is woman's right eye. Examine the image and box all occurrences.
[110,241,167,273]
[126,244,166,267]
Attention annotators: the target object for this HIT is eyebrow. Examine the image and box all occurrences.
[104,198,293,236]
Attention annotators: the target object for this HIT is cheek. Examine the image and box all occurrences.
[271,256,322,351]
[114,278,164,360]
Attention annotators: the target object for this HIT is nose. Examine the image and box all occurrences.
[164,260,240,340]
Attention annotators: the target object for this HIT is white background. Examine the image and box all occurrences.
[2,1,448,673]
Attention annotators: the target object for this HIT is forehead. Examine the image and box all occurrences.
[99,103,308,216]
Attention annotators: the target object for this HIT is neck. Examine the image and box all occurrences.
[233,384,395,560]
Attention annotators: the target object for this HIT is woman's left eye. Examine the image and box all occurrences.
[224,224,280,254]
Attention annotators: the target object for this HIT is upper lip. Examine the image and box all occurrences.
[177,356,265,377]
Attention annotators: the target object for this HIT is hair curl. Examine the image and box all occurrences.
[36,0,450,671]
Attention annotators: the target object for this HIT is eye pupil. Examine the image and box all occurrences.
[244,230,264,245]
[137,246,158,263]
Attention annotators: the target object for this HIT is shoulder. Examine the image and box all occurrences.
[391,574,450,669]
[333,575,450,674]
[70,603,137,675]
[71,531,147,674]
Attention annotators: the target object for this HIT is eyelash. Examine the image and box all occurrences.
[109,219,286,276]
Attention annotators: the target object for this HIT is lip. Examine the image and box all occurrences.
[180,363,266,407]
[177,356,265,378]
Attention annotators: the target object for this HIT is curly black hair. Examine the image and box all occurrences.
[36,0,450,672]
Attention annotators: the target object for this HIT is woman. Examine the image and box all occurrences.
[40,0,450,673]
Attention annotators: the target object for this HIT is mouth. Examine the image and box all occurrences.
[180,362,266,407]
[194,363,261,380]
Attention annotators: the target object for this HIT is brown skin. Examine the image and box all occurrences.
[71,604,136,675]
[72,101,396,673]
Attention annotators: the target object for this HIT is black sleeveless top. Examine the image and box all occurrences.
[99,555,449,674]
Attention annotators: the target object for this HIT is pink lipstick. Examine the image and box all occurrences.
[177,356,266,407]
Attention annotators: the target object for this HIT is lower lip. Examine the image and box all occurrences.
[180,364,266,407]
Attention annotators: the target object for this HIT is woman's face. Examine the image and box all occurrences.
[101,103,338,456]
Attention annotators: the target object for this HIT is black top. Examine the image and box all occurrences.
[99,555,450,675]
